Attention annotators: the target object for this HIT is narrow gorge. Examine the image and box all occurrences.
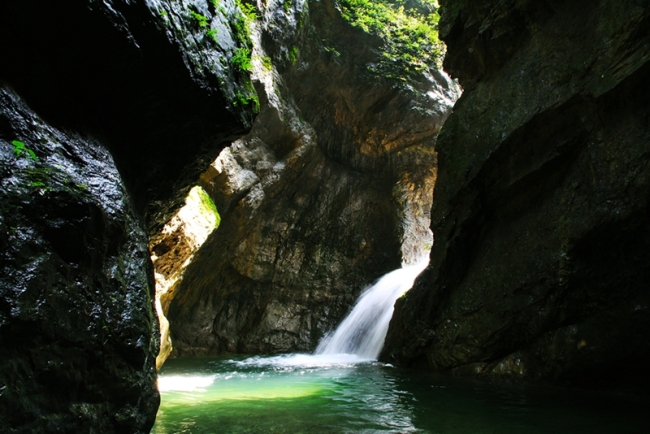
[1,0,649,433]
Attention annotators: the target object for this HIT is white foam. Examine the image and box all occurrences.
[157,375,216,392]
[233,352,374,369]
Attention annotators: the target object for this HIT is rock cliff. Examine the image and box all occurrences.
[0,0,257,431]
[0,0,457,429]
[165,0,459,355]
[383,0,650,389]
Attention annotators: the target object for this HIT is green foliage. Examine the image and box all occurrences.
[22,165,90,195]
[206,28,219,44]
[232,47,253,72]
[289,46,299,65]
[11,140,25,157]
[233,88,260,114]
[234,92,247,106]
[239,1,259,22]
[284,0,292,13]
[189,10,210,28]
[230,1,259,71]
[233,80,260,113]
[227,1,261,114]
[210,0,226,15]
[188,186,221,229]
[233,0,258,46]
[24,166,56,190]
[324,45,341,57]
[187,7,219,45]
[11,140,38,162]
[335,0,445,80]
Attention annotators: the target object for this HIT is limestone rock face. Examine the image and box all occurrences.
[383,0,650,389]
[166,0,459,355]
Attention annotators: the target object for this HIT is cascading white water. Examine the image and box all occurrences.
[231,258,429,369]
[315,258,429,360]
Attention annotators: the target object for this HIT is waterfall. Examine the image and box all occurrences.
[315,259,429,360]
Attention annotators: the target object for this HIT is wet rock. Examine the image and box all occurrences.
[383,0,650,390]
[0,0,253,232]
[166,0,459,355]
[0,0,258,430]
[0,86,159,433]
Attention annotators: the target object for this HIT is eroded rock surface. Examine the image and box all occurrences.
[166,0,459,355]
[383,0,650,389]
[150,186,220,368]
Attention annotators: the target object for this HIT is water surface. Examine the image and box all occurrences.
[153,354,649,433]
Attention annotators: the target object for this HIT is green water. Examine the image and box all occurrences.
[152,355,649,433]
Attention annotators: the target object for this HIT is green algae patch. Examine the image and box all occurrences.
[187,186,221,229]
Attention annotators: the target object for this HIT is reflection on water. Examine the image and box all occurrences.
[153,355,650,434]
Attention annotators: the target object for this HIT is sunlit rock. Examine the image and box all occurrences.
[150,186,220,369]
[166,0,459,356]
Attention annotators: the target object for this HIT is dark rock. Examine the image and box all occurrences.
[0,86,158,433]
[166,0,459,355]
[0,0,258,431]
[383,0,650,390]
[0,0,253,232]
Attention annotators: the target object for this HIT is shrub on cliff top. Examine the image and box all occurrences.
[335,0,444,80]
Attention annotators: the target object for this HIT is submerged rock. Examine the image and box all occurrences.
[383,0,650,390]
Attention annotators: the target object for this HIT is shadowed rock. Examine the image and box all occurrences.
[0,0,257,431]
[383,0,650,390]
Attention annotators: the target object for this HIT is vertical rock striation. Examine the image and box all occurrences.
[383,0,650,389]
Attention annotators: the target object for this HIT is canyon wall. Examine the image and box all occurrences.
[1,0,456,429]
[0,0,256,431]
[164,1,459,354]
[383,0,650,389]
[165,0,459,355]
